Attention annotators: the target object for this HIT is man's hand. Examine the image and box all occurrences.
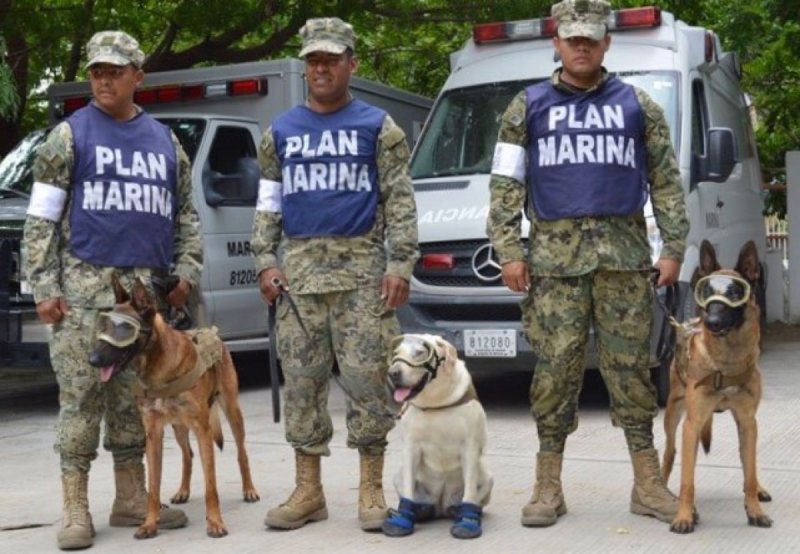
[166,278,192,308]
[258,267,287,305]
[36,297,69,324]
[654,257,681,287]
[381,275,409,309]
[502,261,530,293]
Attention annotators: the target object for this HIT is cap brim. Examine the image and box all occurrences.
[557,22,607,41]
[299,40,349,58]
[85,54,133,69]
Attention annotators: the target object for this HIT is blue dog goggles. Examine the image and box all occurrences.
[694,274,751,309]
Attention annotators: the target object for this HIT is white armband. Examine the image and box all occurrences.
[27,182,68,222]
[256,179,282,213]
[491,142,527,183]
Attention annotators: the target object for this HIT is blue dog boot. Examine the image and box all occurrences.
[382,498,417,537]
[451,502,483,539]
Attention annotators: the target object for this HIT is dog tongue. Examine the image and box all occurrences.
[393,387,413,403]
[100,365,115,383]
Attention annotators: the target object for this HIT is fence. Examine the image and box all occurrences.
[765,214,788,262]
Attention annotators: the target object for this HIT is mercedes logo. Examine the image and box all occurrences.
[471,243,502,282]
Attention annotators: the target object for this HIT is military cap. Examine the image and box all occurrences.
[85,30,145,68]
[298,17,356,58]
[551,0,611,41]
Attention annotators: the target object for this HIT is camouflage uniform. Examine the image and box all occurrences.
[252,111,418,455]
[487,69,689,453]
[23,76,202,473]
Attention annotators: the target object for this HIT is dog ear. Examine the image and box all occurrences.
[130,278,156,322]
[110,272,130,304]
[698,240,720,277]
[736,240,761,285]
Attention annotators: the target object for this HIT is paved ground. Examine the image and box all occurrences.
[1,324,799,553]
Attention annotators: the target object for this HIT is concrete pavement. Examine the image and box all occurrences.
[2,324,799,553]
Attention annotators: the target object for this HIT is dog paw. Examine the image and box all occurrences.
[170,490,190,504]
[243,488,260,503]
[747,513,773,528]
[758,488,772,502]
[207,520,229,538]
[669,518,695,534]
[134,523,158,539]
[382,498,418,537]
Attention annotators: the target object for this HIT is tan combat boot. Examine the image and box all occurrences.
[521,452,567,527]
[108,461,187,529]
[358,453,388,531]
[57,472,95,550]
[264,451,328,529]
[629,448,679,522]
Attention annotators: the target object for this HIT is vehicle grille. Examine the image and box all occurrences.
[414,303,522,322]
[414,239,527,288]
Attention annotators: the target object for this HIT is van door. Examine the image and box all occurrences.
[192,120,265,345]
[691,69,766,266]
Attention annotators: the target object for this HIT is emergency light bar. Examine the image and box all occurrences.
[473,6,661,44]
[56,77,269,118]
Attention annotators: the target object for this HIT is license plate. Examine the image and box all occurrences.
[464,329,516,358]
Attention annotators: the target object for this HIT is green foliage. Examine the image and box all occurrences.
[0,36,19,119]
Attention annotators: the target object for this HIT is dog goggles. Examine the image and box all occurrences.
[96,312,142,348]
[389,335,443,376]
[694,274,751,309]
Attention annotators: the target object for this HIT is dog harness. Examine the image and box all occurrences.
[136,327,223,399]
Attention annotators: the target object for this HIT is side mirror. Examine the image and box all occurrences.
[203,157,260,207]
[690,127,737,189]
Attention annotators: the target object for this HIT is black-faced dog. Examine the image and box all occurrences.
[382,334,493,539]
[662,240,772,533]
[89,275,259,538]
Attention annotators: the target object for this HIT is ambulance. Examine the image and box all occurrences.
[0,59,431,367]
[398,6,768,402]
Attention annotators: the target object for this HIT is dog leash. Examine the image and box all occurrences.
[650,267,681,365]
[268,277,311,423]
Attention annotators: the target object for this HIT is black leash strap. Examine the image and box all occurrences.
[268,278,310,423]
[649,268,680,364]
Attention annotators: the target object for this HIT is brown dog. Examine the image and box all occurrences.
[662,240,771,533]
[89,275,259,538]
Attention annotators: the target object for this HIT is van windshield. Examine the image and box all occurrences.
[411,71,679,179]
[0,128,49,197]
[0,119,205,197]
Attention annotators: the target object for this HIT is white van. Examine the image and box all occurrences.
[0,59,431,366]
[398,6,767,402]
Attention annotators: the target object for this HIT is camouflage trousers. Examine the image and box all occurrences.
[50,307,145,474]
[275,284,399,456]
[522,270,658,453]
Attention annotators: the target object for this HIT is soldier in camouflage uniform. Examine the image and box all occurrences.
[23,31,201,550]
[487,0,689,528]
[251,17,419,532]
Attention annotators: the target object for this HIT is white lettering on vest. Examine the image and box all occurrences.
[94,146,167,181]
[537,135,636,168]
[547,104,626,130]
[284,130,361,159]
[81,180,173,219]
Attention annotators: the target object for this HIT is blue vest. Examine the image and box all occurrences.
[272,99,384,237]
[68,104,177,268]
[525,77,648,221]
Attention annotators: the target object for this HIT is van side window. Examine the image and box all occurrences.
[691,80,707,157]
[203,126,259,207]
[209,126,257,175]
[703,77,748,160]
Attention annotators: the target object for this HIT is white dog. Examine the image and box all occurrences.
[382,334,493,539]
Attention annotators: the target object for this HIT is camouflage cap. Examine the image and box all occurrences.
[551,0,611,41]
[298,17,356,58]
[85,30,145,69]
